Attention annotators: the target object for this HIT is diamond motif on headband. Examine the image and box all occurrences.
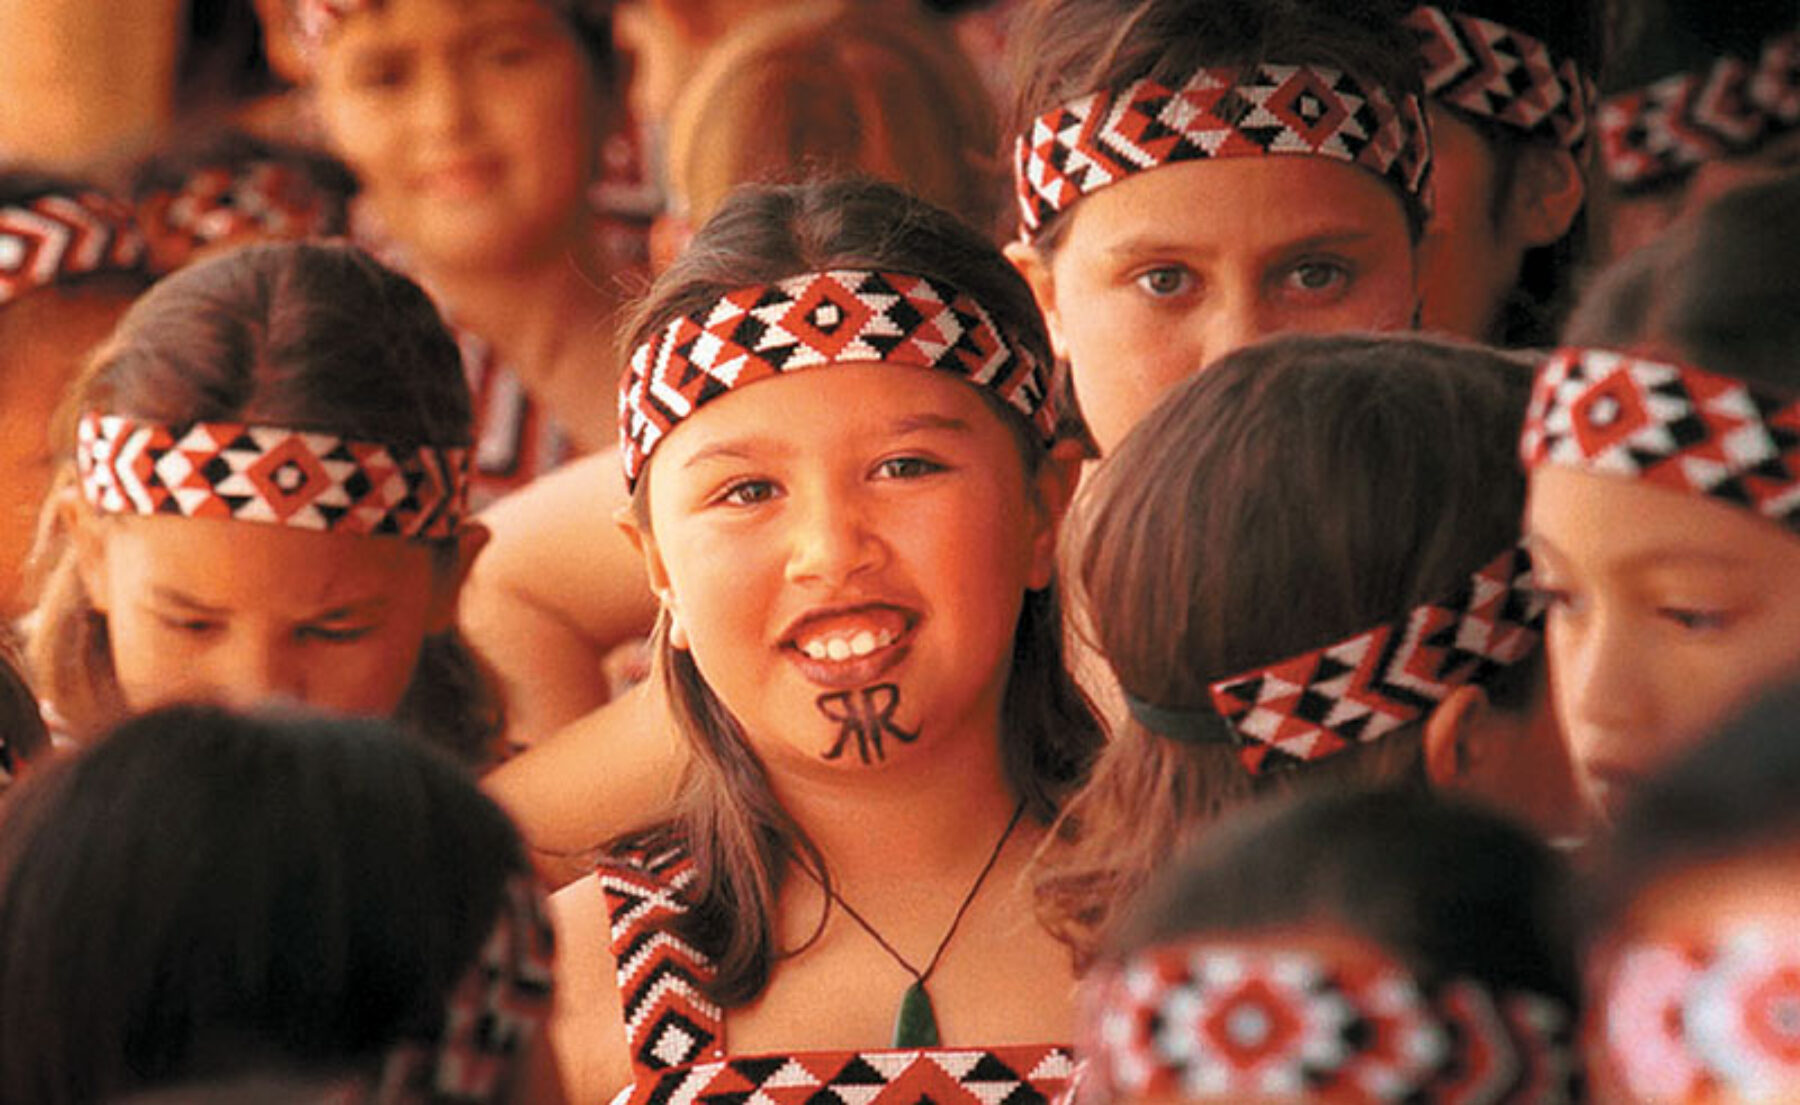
[0,192,144,306]
[153,163,337,250]
[1598,30,1800,189]
[1408,6,1593,150]
[619,270,1051,486]
[1013,64,1431,234]
[77,415,467,538]
[1521,348,1800,533]
[1204,546,1545,776]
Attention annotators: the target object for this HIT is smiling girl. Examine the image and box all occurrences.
[547,178,1104,1102]
[26,241,501,765]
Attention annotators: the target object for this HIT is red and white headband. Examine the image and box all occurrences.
[1407,6,1594,152]
[378,873,556,1102]
[0,191,145,307]
[1080,942,1574,1104]
[618,269,1052,488]
[1598,30,1800,191]
[1520,348,1800,535]
[143,163,340,252]
[1597,925,1800,1103]
[77,415,469,539]
[1124,545,1545,776]
[1012,63,1432,237]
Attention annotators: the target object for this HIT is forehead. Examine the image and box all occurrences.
[1525,466,1800,573]
[329,0,563,43]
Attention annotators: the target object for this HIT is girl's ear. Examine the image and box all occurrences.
[427,521,492,634]
[615,504,688,648]
[66,493,111,614]
[1507,146,1587,248]
[1423,684,1491,786]
[1025,439,1085,590]
[1004,240,1069,361]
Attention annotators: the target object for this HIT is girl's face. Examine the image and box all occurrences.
[1013,157,1418,454]
[633,365,1060,777]
[77,515,469,718]
[1525,468,1800,823]
[313,0,600,270]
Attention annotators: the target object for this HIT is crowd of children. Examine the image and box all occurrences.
[1,0,1798,1102]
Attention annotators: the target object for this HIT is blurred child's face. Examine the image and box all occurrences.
[1014,157,1418,454]
[79,516,465,719]
[314,0,599,270]
[1526,469,1800,824]
[1599,133,1800,262]
[633,365,1058,777]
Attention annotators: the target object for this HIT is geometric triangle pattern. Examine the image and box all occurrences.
[76,414,469,539]
[1597,29,1800,190]
[1011,62,1431,236]
[1407,6,1595,152]
[618,270,1052,487]
[1203,544,1547,776]
[599,838,1075,1105]
[1520,347,1800,535]
[1080,942,1575,1105]
[1598,927,1800,1103]
[0,190,145,306]
[146,161,338,250]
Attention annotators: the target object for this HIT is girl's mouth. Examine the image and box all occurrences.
[781,604,917,690]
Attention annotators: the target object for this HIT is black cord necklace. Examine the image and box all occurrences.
[796,801,1027,1048]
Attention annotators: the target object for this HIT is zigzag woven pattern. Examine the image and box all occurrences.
[618,269,1051,486]
[77,415,469,538]
[1202,545,1545,775]
[148,162,338,249]
[0,191,144,306]
[1408,6,1594,150]
[1520,348,1800,533]
[1012,63,1431,235]
[599,843,726,1076]
[1082,942,1574,1104]
[1597,30,1800,189]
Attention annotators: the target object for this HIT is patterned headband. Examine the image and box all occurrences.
[618,269,1052,487]
[378,873,556,1101]
[1013,63,1432,237]
[1598,926,1800,1102]
[1407,6,1595,152]
[0,192,145,307]
[143,163,340,253]
[1598,30,1800,191]
[1520,348,1800,535]
[1124,545,1545,776]
[1080,942,1574,1104]
[77,415,469,539]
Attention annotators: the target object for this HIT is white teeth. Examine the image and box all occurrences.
[795,625,904,662]
[802,640,830,660]
[827,637,852,661]
[877,629,895,647]
[850,631,876,657]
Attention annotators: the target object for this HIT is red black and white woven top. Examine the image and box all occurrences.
[597,840,1076,1105]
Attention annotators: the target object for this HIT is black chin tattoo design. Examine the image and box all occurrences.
[816,684,919,764]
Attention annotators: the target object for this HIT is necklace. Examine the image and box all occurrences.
[797,801,1027,1048]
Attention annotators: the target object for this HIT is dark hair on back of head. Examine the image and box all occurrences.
[0,705,530,1105]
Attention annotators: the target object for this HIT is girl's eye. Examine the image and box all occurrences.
[157,615,222,636]
[719,479,779,507]
[1133,266,1196,299]
[1278,259,1352,298]
[1658,606,1732,633]
[299,624,376,644]
[875,456,946,480]
[345,58,410,90]
[479,36,543,68]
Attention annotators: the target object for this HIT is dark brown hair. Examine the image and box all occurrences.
[0,705,531,1105]
[617,177,1104,1005]
[27,241,503,767]
[1037,332,1537,962]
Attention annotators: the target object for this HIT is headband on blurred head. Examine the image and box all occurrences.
[0,191,144,307]
[1407,6,1595,152]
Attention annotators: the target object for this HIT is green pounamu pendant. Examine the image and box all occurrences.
[892,979,941,1047]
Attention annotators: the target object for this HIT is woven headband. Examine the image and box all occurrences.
[1013,63,1431,237]
[1598,30,1800,191]
[1598,926,1800,1102]
[143,163,340,252]
[618,269,1052,487]
[1407,6,1594,151]
[378,873,556,1101]
[1520,348,1800,535]
[293,0,601,54]
[1081,942,1574,1104]
[1124,544,1545,776]
[0,192,145,307]
[77,415,469,539]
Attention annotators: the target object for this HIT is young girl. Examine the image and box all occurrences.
[0,704,560,1104]
[1076,789,1579,1105]
[1003,0,1433,453]
[1035,332,1565,962]
[0,171,149,617]
[547,178,1105,1102]
[294,0,638,497]
[1406,0,1598,346]
[26,240,502,766]
[1519,170,1800,826]
[1584,678,1800,1104]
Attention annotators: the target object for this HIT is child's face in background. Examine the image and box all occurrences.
[313,0,600,270]
[1014,157,1418,454]
[1525,469,1800,825]
[79,516,463,720]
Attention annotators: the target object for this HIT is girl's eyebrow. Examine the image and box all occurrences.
[887,413,974,436]
[150,587,227,615]
[681,436,795,471]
